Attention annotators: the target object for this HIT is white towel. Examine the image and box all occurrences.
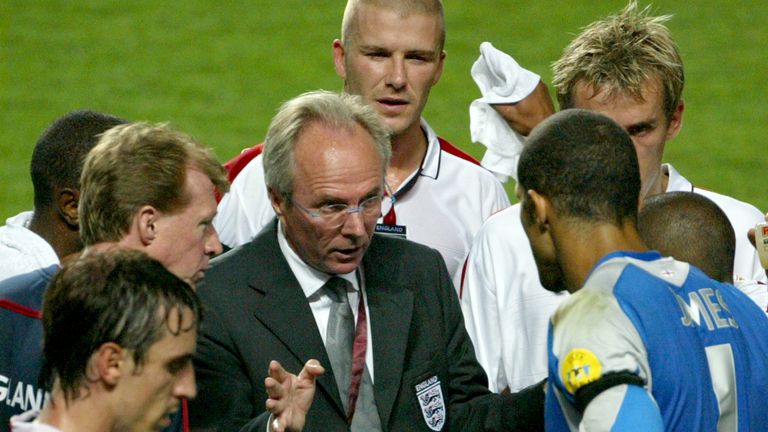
[470,42,540,182]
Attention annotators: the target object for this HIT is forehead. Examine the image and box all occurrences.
[144,308,197,363]
[292,121,383,193]
[349,5,442,51]
[571,79,665,127]
[177,168,217,217]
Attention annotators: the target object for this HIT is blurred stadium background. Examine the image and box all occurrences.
[2,0,766,220]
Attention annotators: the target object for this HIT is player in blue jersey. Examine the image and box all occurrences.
[516,109,768,431]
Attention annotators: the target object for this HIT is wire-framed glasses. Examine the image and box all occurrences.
[290,195,384,228]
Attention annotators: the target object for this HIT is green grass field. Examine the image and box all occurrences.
[2,1,766,221]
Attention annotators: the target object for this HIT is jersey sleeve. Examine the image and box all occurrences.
[214,156,276,248]
[549,289,651,410]
[580,384,664,431]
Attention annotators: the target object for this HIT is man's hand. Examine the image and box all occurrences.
[491,80,555,136]
[265,359,325,432]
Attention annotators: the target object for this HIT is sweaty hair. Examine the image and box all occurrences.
[41,249,202,402]
[518,109,641,226]
[552,1,684,120]
[638,191,734,283]
[30,110,126,210]
[263,90,391,196]
[341,0,445,51]
[78,122,228,246]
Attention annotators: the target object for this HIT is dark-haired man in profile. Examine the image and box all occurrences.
[639,191,736,284]
[0,110,126,281]
[638,191,768,312]
[517,109,768,431]
[11,250,200,431]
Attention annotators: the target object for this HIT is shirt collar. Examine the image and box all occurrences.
[663,163,694,192]
[419,118,441,180]
[276,220,359,299]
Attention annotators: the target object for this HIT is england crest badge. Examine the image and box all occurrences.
[415,376,446,431]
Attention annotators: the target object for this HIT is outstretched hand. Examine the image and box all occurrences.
[265,359,325,432]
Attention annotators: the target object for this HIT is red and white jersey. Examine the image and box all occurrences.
[459,162,767,394]
[214,119,510,283]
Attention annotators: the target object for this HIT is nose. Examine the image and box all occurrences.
[385,56,406,90]
[206,226,223,257]
[175,364,197,400]
[340,209,368,238]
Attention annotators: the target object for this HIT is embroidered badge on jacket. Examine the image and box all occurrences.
[415,376,446,431]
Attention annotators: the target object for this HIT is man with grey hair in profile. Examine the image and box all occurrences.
[191,90,546,431]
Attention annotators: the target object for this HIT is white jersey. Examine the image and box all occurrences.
[215,119,510,282]
[460,163,767,393]
[459,205,567,393]
[0,212,58,282]
[10,411,60,432]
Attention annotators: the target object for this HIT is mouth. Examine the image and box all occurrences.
[157,412,174,430]
[376,97,409,113]
[333,246,363,261]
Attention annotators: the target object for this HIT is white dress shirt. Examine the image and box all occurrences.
[276,221,374,380]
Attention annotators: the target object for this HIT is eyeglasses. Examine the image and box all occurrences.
[290,195,383,228]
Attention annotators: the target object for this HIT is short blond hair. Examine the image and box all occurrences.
[552,1,684,119]
[79,122,228,246]
[341,0,445,51]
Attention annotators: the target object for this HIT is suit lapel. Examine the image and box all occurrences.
[248,221,347,416]
[363,237,414,428]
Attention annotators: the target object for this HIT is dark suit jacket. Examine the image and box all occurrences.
[189,221,543,431]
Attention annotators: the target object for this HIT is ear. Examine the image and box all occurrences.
[56,188,80,229]
[135,205,159,246]
[665,100,685,141]
[93,342,127,387]
[268,187,287,218]
[528,190,552,232]
[431,50,446,86]
[332,39,347,80]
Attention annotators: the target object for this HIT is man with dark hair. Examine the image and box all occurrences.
[639,192,768,311]
[0,110,126,281]
[517,109,768,431]
[639,192,735,283]
[10,249,200,431]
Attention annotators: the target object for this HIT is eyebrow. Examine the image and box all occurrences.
[358,45,438,58]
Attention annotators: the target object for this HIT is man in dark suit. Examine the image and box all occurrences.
[189,91,544,431]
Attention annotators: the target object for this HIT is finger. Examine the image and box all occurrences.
[748,228,756,248]
[265,377,285,398]
[298,359,325,381]
[268,360,290,382]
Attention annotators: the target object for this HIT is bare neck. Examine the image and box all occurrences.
[642,167,670,200]
[552,219,648,293]
[386,123,428,192]
[27,209,80,261]
[38,391,114,432]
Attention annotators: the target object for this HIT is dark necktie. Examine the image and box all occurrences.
[323,276,382,430]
